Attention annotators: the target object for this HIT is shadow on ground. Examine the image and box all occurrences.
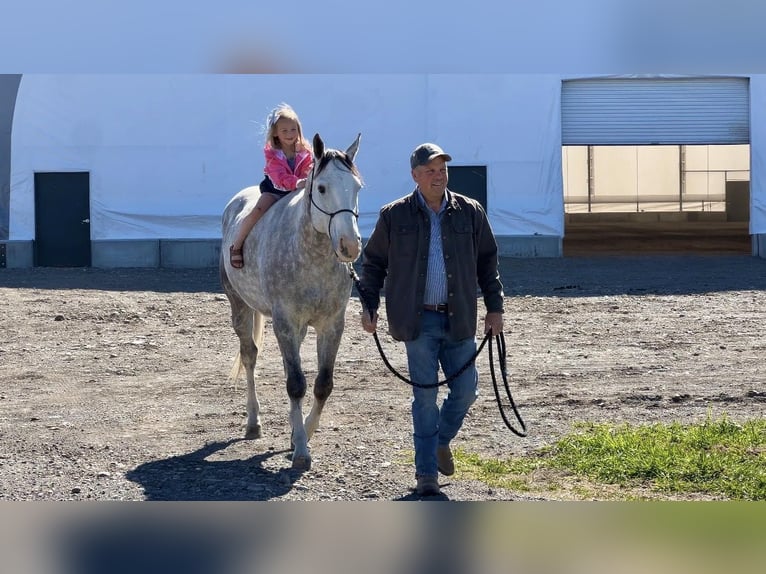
[125,439,301,501]
[3,255,765,297]
[499,255,766,297]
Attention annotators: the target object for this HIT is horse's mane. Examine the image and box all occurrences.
[316,149,361,178]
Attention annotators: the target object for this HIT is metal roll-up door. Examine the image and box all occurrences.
[562,77,750,145]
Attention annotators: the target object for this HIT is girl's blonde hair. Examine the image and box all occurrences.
[265,103,310,151]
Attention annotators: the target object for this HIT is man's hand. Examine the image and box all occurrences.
[484,311,503,335]
[361,308,378,333]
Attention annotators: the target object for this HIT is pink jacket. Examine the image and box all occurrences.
[264,143,314,192]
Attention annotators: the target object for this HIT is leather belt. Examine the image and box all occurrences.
[423,304,449,313]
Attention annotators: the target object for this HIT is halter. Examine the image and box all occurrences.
[306,156,360,240]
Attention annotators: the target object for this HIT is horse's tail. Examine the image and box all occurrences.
[228,310,266,386]
[253,310,265,353]
[228,352,243,385]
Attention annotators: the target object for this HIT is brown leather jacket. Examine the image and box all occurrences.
[359,189,504,341]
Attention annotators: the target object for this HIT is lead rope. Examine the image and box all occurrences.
[487,329,527,437]
[346,263,527,437]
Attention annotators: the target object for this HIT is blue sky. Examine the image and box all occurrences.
[1,1,764,73]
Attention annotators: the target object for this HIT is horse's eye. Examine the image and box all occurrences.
[318,185,327,194]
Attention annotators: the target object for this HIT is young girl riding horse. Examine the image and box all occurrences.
[229,103,313,269]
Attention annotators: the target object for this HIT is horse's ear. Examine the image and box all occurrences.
[313,133,324,159]
[345,133,361,163]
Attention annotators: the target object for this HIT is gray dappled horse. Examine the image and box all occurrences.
[220,133,363,470]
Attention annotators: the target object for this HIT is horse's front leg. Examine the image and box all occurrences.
[304,317,344,441]
[273,317,311,471]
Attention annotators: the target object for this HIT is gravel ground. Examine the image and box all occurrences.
[1,255,765,501]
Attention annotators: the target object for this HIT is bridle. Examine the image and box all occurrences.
[306,159,360,240]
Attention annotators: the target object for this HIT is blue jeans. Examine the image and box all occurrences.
[404,310,478,477]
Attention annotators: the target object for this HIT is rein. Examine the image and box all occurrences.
[346,263,527,437]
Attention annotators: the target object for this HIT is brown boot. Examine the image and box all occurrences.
[416,475,441,496]
[437,444,455,476]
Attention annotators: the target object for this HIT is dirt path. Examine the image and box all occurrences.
[1,255,764,500]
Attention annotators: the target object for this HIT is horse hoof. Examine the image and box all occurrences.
[244,425,262,439]
[291,455,311,471]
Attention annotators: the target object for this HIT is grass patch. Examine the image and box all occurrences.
[456,415,766,500]
[456,450,542,492]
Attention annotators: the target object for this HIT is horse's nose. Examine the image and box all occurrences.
[339,235,361,261]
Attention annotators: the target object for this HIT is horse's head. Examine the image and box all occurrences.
[306,132,363,263]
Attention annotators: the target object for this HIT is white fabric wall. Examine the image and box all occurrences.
[10,74,564,240]
[749,75,766,235]
[422,75,563,236]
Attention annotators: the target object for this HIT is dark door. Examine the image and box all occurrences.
[448,166,487,211]
[34,172,91,267]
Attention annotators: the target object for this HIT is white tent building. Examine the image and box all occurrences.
[1,74,765,267]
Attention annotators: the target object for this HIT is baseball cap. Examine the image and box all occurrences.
[410,143,452,169]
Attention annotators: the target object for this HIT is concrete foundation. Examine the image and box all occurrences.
[754,233,766,258]
[0,239,222,269]
[3,232,764,268]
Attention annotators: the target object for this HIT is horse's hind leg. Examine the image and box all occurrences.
[242,311,265,439]
[221,268,263,439]
[304,319,344,441]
